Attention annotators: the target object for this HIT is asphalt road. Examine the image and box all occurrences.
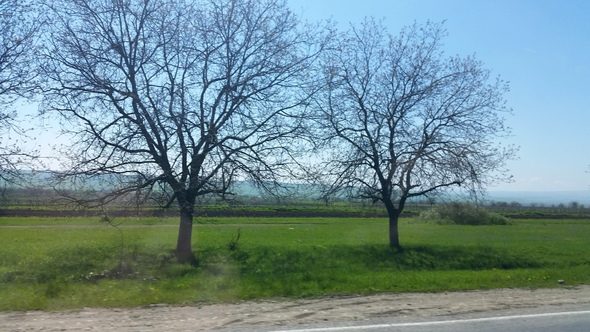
[230,308,590,332]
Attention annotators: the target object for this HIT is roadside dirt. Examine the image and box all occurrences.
[2,286,590,331]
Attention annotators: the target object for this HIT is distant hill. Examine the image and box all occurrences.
[2,171,588,206]
[486,190,590,206]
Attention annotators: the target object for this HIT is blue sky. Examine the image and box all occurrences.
[288,0,590,192]
[21,1,589,193]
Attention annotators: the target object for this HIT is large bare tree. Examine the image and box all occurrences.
[313,20,513,249]
[0,0,39,182]
[41,0,323,263]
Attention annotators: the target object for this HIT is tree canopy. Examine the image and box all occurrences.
[312,20,513,247]
[40,0,325,262]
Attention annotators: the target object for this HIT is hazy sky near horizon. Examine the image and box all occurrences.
[287,0,590,192]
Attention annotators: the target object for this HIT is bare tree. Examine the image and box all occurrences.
[313,20,513,249]
[0,0,40,182]
[41,0,323,263]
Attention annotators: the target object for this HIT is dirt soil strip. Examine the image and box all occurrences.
[2,286,590,332]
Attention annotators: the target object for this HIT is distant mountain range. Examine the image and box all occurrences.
[485,190,590,205]
[2,171,588,206]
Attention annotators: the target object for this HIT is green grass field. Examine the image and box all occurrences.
[1,216,589,311]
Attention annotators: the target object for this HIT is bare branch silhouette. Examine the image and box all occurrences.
[41,0,325,262]
[312,20,514,248]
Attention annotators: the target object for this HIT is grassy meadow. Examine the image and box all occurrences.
[1,216,590,310]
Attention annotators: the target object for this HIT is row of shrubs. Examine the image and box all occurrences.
[418,202,511,225]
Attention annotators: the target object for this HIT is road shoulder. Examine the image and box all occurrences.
[1,286,589,331]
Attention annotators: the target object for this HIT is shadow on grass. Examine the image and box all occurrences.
[0,244,176,284]
[0,242,550,304]
[224,245,545,298]
[2,243,542,282]
[233,244,542,276]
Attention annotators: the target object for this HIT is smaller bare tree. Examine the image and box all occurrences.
[313,20,513,249]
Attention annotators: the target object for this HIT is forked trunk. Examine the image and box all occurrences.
[175,208,196,264]
[388,213,401,249]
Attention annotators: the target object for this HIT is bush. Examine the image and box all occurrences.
[419,203,510,225]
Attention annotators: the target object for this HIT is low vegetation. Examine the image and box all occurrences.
[419,203,511,225]
[1,216,589,310]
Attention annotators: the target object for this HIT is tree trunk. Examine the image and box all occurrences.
[388,213,401,249]
[175,208,196,264]
[383,200,402,249]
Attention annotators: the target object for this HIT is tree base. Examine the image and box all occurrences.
[389,243,404,252]
[175,250,198,266]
